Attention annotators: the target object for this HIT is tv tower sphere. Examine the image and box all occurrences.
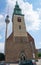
[5,15,10,24]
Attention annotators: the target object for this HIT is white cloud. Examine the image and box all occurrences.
[0,35,2,40]
[36,42,41,49]
[0,15,3,19]
[0,43,5,53]
[0,0,41,37]
[0,14,5,29]
[37,8,41,20]
[5,0,41,32]
[0,0,41,52]
[22,3,41,31]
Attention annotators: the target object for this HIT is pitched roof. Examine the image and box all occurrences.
[6,32,34,42]
[27,32,34,42]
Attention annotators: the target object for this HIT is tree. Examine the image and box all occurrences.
[38,53,41,57]
[0,53,5,61]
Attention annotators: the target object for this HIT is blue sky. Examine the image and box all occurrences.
[0,0,41,53]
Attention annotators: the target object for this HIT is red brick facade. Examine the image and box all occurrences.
[5,32,36,62]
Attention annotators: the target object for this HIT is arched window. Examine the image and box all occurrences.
[19,25,21,30]
[19,51,26,61]
[17,17,21,22]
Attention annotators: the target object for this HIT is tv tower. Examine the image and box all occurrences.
[5,5,10,42]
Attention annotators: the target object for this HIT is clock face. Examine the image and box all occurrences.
[17,17,21,22]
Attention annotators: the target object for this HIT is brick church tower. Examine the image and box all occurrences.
[5,1,36,62]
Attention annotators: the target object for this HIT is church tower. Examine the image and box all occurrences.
[12,1,27,37]
[5,1,36,62]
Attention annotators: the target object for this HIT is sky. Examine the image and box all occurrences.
[0,0,41,53]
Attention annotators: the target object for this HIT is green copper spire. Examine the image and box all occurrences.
[16,1,18,6]
[13,1,22,15]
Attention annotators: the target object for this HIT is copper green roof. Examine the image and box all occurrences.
[13,1,23,15]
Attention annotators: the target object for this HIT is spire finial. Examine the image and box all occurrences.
[16,1,18,5]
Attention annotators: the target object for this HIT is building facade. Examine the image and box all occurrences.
[5,2,36,62]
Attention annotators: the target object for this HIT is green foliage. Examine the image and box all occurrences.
[38,53,41,57]
[0,53,5,61]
